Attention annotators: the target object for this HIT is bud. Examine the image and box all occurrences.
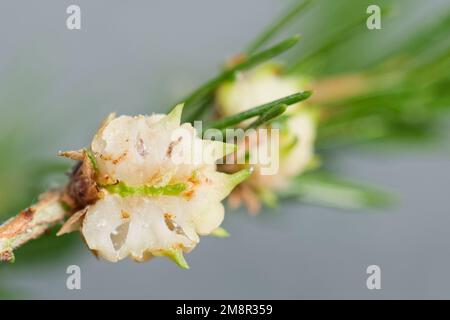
[215,64,318,212]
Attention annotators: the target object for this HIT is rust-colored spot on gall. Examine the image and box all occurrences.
[172,243,184,250]
[147,169,163,185]
[112,152,128,165]
[182,189,195,199]
[121,210,130,219]
[188,175,201,186]
[166,136,183,158]
[164,213,175,231]
[164,213,186,236]
[99,154,112,161]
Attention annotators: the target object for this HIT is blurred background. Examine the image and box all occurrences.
[0,0,449,299]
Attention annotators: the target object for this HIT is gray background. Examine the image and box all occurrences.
[0,0,449,299]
